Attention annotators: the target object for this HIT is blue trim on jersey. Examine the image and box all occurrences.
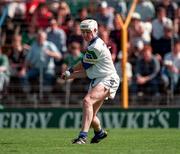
[86,53,93,59]
[82,58,93,70]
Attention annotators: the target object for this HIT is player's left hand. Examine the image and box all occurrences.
[61,70,71,80]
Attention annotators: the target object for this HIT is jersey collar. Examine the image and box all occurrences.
[89,37,99,46]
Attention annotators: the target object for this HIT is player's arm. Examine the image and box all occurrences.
[61,48,99,80]
[61,61,86,80]
[66,69,87,79]
[71,61,84,72]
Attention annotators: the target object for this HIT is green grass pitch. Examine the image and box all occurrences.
[0,129,180,154]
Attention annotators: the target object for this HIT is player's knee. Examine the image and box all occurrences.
[83,97,92,108]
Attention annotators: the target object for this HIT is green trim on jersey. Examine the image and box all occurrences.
[83,50,98,64]
[86,50,98,59]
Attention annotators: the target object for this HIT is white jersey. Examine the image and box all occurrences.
[82,37,120,99]
[82,37,117,79]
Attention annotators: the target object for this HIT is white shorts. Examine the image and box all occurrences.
[89,73,120,99]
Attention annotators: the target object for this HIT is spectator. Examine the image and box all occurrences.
[47,18,67,55]
[0,46,10,99]
[156,0,178,20]
[151,7,172,53]
[60,41,83,84]
[128,39,144,75]
[87,0,97,18]
[67,20,84,49]
[48,0,60,17]
[76,7,89,22]
[7,0,26,19]
[99,28,117,63]
[21,24,37,48]
[136,0,155,22]
[129,12,152,46]
[174,7,180,39]
[1,18,15,46]
[8,34,27,82]
[25,0,45,23]
[152,7,172,40]
[0,2,8,28]
[60,15,74,37]
[22,30,61,94]
[155,21,174,61]
[133,45,160,95]
[162,39,180,93]
[115,51,132,85]
[61,41,83,72]
[94,1,114,30]
[57,1,71,27]
[106,0,127,17]
[110,13,122,58]
[31,2,52,29]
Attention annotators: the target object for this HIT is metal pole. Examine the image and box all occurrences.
[65,80,71,107]
[39,66,43,101]
[121,27,128,108]
[117,0,139,108]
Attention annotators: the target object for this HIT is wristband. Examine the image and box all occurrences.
[68,67,74,73]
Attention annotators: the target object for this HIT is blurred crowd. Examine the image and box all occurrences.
[0,0,179,104]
